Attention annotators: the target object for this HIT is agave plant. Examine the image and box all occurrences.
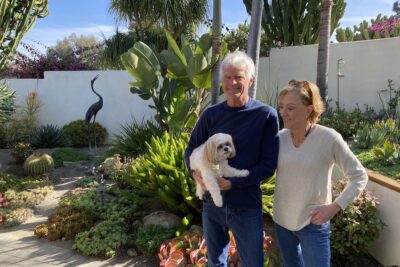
[31,124,70,148]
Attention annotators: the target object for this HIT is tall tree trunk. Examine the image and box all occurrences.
[316,0,333,105]
[247,0,264,99]
[211,0,222,105]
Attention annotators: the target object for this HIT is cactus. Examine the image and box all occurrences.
[242,0,346,46]
[23,153,54,176]
[0,0,49,70]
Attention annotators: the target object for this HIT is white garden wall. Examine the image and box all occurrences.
[6,71,154,139]
[257,37,400,112]
[5,38,400,139]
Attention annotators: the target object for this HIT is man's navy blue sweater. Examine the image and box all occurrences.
[185,98,279,209]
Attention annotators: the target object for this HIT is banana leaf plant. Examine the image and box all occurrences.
[121,31,227,133]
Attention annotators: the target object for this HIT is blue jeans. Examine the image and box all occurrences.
[202,196,264,267]
[274,222,331,267]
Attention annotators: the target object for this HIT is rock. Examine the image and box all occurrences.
[132,220,143,233]
[189,225,203,235]
[127,248,138,257]
[143,211,181,229]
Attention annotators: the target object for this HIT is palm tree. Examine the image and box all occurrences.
[109,0,208,39]
[104,0,209,69]
[246,0,264,98]
[316,0,333,104]
[211,0,222,105]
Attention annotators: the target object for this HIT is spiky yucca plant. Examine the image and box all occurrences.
[31,124,70,148]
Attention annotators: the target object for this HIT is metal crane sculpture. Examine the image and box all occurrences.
[85,75,103,150]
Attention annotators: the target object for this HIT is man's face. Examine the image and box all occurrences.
[222,65,253,104]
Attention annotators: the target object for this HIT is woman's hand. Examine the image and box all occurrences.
[310,202,341,225]
[192,169,205,189]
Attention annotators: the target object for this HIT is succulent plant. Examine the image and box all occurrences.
[23,153,54,176]
[10,143,33,164]
[31,124,70,148]
[33,224,48,238]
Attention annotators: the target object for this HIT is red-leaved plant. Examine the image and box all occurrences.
[159,228,274,267]
[0,192,12,223]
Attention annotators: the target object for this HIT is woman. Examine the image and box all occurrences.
[273,80,368,267]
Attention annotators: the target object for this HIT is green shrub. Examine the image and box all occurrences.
[261,174,276,216]
[118,132,200,214]
[73,220,127,258]
[51,147,90,168]
[63,119,108,147]
[59,188,97,215]
[356,149,400,180]
[10,143,33,164]
[320,106,374,139]
[23,153,54,176]
[3,91,41,146]
[0,124,7,148]
[31,124,70,148]
[331,178,384,265]
[108,119,162,158]
[135,225,176,256]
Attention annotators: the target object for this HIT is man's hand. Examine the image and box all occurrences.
[192,169,205,189]
[217,176,232,190]
[310,202,341,225]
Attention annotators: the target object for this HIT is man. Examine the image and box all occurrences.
[184,51,279,266]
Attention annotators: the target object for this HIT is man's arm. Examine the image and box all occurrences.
[229,110,279,188]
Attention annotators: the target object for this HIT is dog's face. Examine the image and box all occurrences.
[204,133,236,164]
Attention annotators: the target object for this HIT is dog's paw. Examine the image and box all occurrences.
[238,169,249,177]
[214,199,223,207]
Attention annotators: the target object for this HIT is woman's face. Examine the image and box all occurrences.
[279,91,313,129]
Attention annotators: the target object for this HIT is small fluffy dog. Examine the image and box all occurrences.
[189,133,249,207]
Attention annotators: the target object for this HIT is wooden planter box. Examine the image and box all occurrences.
[365,170,400,266]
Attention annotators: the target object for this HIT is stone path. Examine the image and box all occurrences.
[0,158,158,267]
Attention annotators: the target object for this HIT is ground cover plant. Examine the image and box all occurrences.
[0,173,52,227]
[51,147,90,168]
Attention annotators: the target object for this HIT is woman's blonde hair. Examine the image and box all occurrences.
[279,80,325,123]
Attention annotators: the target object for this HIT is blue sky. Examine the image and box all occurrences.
[21,0,396,49]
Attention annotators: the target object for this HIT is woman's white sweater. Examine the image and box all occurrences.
[273,124,368,231]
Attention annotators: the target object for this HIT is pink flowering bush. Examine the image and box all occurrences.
[368,17,400,38]
[2,42,103,78]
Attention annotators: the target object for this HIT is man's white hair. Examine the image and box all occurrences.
[219,51,255,81]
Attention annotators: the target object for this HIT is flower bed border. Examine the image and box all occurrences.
[367,169,400,193]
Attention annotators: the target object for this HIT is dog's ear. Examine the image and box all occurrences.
[204,139,217,164]
[228,136,236,158]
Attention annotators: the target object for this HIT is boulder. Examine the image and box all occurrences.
[143,211,181,229]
